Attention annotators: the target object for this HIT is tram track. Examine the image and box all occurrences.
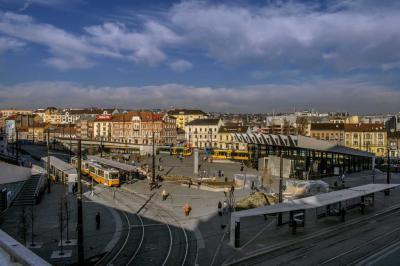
[92,186,145,266]
[117,187,190,266]
[93,185,191,266]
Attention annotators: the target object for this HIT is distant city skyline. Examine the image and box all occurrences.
[1,0,400,112]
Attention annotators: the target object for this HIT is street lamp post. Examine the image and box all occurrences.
[47,128,51,193]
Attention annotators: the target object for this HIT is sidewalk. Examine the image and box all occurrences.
[0,183,118,265]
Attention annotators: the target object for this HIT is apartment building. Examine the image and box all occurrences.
[344,123,387,157]
[185,119,223,148]
[110,111,177,145]
[111,112,142,144]
[388,131,400,158]
[310,123,345,145]
[42,107,62,125]
[60,108,119,124]
[168,109,207,130]
[217,125,249,150]
[76,116,95,140]
[93,114,113,141]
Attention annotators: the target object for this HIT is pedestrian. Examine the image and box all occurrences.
[221,171,224,178]
[188,179,192,188]
[360,201,365,214]
[183,202,191,216]
[341,173,345,187]
[223,201,228,215]
[218,201,222,216]
[95,212,101,230]
[218,169,221,177]
[162,189,168,201]
[341,207,346,222]
[240,165,244,172]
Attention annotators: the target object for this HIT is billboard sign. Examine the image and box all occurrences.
[96,114,112,120]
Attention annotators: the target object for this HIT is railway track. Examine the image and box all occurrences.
[92,185,193,266]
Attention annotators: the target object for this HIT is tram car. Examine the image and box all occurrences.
[211,149,249,161]
[71,157,120,187]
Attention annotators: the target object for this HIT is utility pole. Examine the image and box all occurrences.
[15,126,19,163]
[30,203,35,247]
[32,118,35,144]
[69,122,72,161]
[47,129,51,194]
[100,137,103,158]
[278,151,283,225]
[77,139,84,265]
[151,112,156,189]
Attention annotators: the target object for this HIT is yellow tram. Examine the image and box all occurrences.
[71,157,120,187]
[211,149,249,161]
[170,147,192,156]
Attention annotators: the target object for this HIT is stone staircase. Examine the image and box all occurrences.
[13,175,42,207]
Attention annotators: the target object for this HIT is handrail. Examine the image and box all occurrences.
[33,174,46,198]
[0,229,50,266]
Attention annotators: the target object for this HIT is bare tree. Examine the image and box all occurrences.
[58,199,65,255]
[18,207,28,245]
[296,116,309,136]
[64,196,71,244]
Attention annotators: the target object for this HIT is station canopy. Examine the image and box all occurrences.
[232,133,374,158]
[233,183,400,219]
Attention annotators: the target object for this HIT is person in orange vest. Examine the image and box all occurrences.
[183,202,191,216]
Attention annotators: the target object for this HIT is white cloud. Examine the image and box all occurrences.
[1,1,400,72]
[168,1,400,70]
[84,21,181,66]
[0,78,399,113]
[0,36,25,53]
[168,59,192,72]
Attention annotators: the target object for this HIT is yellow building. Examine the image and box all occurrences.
[217,125,249,150]
[344,123,387,157]
[310,123,345,145]
[27,123,47,143]
[168,109,207,130]
[43,107,62,125]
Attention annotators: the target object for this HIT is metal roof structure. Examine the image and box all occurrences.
[87,155,137,172]
[232,183,400,219]
[232,133,374,157]
[41,156,77,175]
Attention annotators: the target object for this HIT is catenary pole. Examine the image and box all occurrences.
[77,139,84,264]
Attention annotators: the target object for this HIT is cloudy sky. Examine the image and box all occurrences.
[0,0,399,113]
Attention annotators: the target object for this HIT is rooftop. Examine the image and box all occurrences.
[187,118,220,126]
[311,123,345,131]
[168,109,207,116]
[344,123,386,132]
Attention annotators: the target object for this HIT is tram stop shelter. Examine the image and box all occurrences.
[230,183,400,247]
